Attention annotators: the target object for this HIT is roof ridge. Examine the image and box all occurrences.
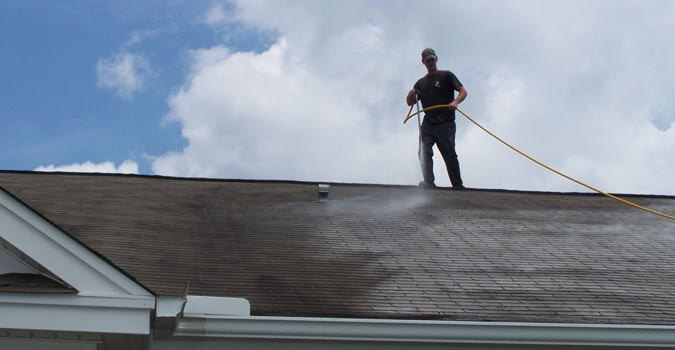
[1,169,673,199]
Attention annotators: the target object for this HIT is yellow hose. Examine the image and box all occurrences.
[404,104,675,221]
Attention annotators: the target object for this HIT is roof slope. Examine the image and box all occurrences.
[0,273,76,293]
[1,171,674,324]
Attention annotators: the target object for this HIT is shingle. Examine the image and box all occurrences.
[0,171,674,324]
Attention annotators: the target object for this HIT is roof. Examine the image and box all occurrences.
[0,273,76,293]
[1,171,674,325]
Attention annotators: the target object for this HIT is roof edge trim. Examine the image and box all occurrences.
[172,315,675,347]
[0,293,153,334]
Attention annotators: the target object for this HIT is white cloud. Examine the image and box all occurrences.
[35,160,139,174]
[154,40,418,183]
[96,51,157,99]
[123,29,162,49]
[204,3,228,26]
[153,0,675,195]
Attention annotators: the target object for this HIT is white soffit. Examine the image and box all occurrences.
[0,188,154,334]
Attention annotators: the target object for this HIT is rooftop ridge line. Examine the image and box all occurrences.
[0,169,673,199]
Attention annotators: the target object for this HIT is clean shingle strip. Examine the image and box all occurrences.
[404,104,675,221]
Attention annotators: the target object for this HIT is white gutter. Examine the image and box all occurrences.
[169,313,675,347]
[157,296,675,348]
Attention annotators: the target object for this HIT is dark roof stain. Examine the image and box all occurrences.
[0,171,674,324]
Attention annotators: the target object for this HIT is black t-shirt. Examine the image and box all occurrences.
[413,70,463,124]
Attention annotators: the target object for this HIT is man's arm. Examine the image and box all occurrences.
[406,89,417,106]
[448,86,467,110]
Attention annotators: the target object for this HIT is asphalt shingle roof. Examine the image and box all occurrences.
[0,273,75,293]
[1,171,674,324]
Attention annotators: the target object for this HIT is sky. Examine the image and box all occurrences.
[2,0,674,195]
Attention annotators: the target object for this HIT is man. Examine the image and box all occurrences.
[406,48,467,189]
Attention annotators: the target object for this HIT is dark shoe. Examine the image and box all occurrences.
[418,181,436,189]
[451,185,466,190]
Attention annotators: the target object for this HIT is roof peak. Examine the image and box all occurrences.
[1,169,673,199]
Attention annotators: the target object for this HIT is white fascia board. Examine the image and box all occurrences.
[0,293,152,334]
[0,338,98,350]
[173,316,675,348]
[0,189,150,297]
[183,295,250,316]
[156,297,185,317]
[157,296,250,318]
[0,292,154,309]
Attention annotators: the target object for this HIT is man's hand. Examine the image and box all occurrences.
[449,86,467,110]
[406,89,417,106]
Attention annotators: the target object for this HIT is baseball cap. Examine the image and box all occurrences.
[421,48,437,62]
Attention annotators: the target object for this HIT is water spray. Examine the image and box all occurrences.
[414,93,425,181]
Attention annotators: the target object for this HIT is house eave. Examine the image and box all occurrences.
[0,293,154,335]
[0,188,152,296]
[171,315,675,347]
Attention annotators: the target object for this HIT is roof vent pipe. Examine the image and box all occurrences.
[318,184,330,202]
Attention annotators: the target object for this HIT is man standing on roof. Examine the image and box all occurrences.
[406,48,467,190]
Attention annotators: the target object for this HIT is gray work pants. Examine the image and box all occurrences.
[419,121,463,187]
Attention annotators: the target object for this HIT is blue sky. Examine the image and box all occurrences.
[1,1,273,173]
[2,1,674,195]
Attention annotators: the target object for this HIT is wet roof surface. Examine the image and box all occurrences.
[1,171,674,324]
